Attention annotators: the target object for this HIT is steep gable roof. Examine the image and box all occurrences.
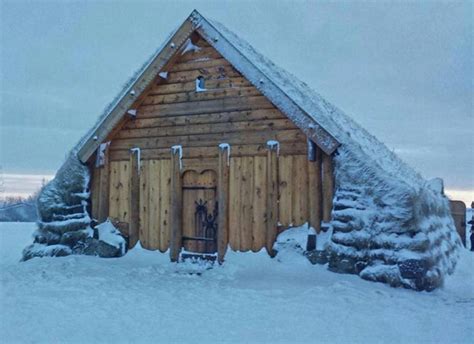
[77,10,340,163]
[76,10,422,190]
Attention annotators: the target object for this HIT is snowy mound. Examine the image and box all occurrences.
[22,153,126,260]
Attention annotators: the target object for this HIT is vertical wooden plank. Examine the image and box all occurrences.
[108,161,120,222]
[119,161,131,224]
[128,149,140,248]
[322,152,334,223]
[308,144,323,233]
[240,157,253,252]
[149,160,161,250]
[217,144,230,263]
[98,145,110,222]
[139,160,150,249]
[278,155,292,226]
[292,155,308,226]
[252,156,267,252]
[159,159,171,252]
[266,142,279,257]
[228,157,241,251]
[169,147,183,262]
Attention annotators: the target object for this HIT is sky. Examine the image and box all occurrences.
[0,0,472,203]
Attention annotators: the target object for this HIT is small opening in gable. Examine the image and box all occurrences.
[195,76,206,92]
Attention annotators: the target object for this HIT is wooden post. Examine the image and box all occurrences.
[217,144,230,264]
[97,144,110,222]
[266,141,279,257]
[169,146,183,262]
[322,152,334,223]
[128,148,140,249]
[308,142,323,233]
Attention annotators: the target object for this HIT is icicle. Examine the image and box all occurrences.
[130,147,141,172]
[171,145,183,170]
[170,42,176,48]
[266,140,280,156]
[130,89,136,96]
[219,143,231,166]
[195,77,207,92]
[127,109,137,117]
[95,141,110,167]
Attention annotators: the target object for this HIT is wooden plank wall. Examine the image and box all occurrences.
[108,160,130,226]
[139,159,171,252]
[87,33,335,254]
[229,156,267,252]
[278,155,310,227]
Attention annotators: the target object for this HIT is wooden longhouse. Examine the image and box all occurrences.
[80,10,340,262]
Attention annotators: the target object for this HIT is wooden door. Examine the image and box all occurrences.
[182,169,218,253]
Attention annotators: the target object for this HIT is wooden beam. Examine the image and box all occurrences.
[322,152,334,223]
[217,144,230,264]
[141,87,261,106]
[137,95,274,118]
[265,141,279,257]
[128,148,140,248]
[110,128,303,151]
[116,118,294,140]
[308,142,322,233]
[161,65,241,84]
[109,142,306,161]
[97,144,110,222]
[148,77,252,96]
[122,108,285,130]
[169,146,183,262]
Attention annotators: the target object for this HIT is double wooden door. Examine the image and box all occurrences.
[181,169,218,254]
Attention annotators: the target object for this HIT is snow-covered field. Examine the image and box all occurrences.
[1,223,472,344]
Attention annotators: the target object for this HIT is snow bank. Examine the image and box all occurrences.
[1,223,472,344]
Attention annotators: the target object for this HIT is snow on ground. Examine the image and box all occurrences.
[1,223,472,344]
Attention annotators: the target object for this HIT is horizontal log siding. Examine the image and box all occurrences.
[107,39,302,164]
